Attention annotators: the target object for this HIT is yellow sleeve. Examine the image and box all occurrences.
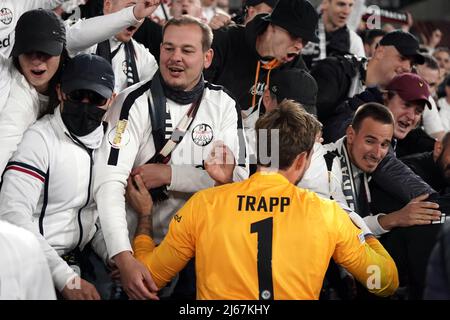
[132,195,199,289]
[331,203,399,297]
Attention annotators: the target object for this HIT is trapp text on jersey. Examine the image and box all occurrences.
[237,195,290,213]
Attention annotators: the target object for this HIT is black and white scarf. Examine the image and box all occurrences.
[333,138,370,213]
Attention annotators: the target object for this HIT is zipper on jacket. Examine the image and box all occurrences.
[65,133,93,249]
[75,152,93,249]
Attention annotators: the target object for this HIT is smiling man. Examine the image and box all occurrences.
[204,0,319,112]
[316,74,439,233]
[94,15,248,300]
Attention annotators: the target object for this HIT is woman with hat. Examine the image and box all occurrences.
[0,9,68,179]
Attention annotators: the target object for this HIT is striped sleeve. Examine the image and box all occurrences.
[4,161,46,183]
[0,126,49,222]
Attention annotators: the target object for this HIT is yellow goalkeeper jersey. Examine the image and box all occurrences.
[134,172,398,300]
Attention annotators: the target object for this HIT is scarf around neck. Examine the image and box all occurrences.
[160,73,205,105]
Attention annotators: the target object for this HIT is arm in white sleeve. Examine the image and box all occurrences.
[94,92,151,258]
[363,214,389,236]
[0,128,77,291]
[66,6,140,56]
[0,78,40,180]
[298,142,331,199]
[23,0,69,10]
[422,97,444,137]
[89,220,110,265]
[168,165,215,193]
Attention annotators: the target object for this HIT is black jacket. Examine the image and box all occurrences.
[396,129,435,159]
[424,222,450,299]
[322,86,383,143]
[310,54,365,121]
[204,14,308,111]
[303,24,352,69]
[401,151,447,193]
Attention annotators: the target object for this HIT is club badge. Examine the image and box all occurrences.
[108,119,130,149]
[191,123,213,147]
[0,8,13,25]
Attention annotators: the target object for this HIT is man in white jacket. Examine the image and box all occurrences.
[94,15,248,300]
[0,0,78,56]
[0,53,115,300]
[66,0,160,93]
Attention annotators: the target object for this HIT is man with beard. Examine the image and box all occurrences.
[127,100,399,300]
[94,16,248,300]
[66,0,160,93]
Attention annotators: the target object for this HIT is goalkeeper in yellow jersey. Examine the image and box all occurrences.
[127,99,399,300]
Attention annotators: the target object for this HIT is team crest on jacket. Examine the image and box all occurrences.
[0,8,13,25]
[191,123,213,146]
[108,120,130,149]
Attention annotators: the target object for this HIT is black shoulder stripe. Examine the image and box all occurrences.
[39,168,50,236]
[119,79,153,123]
[323,150,339,172]
[107,80,153,166]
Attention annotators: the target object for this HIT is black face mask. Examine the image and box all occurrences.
[61,100,106,137]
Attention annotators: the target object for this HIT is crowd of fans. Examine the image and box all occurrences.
[0,0,450,300]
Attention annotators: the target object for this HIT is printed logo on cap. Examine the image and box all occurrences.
[0,8,13,25]
[108,120,130,149]
[191,123,213,147]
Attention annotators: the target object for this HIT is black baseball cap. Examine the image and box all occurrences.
[61,54,115,99]
[245,0,278,8]
[379,30,425,65]
[11,9,66,57]
[262,0,319,43]
[269,68,318,108]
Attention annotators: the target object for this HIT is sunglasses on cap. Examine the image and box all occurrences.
[66,89,108,106]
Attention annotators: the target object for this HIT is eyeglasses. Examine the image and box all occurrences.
[67,89,108,106]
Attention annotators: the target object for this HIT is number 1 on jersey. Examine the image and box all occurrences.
[251,217,274,300]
